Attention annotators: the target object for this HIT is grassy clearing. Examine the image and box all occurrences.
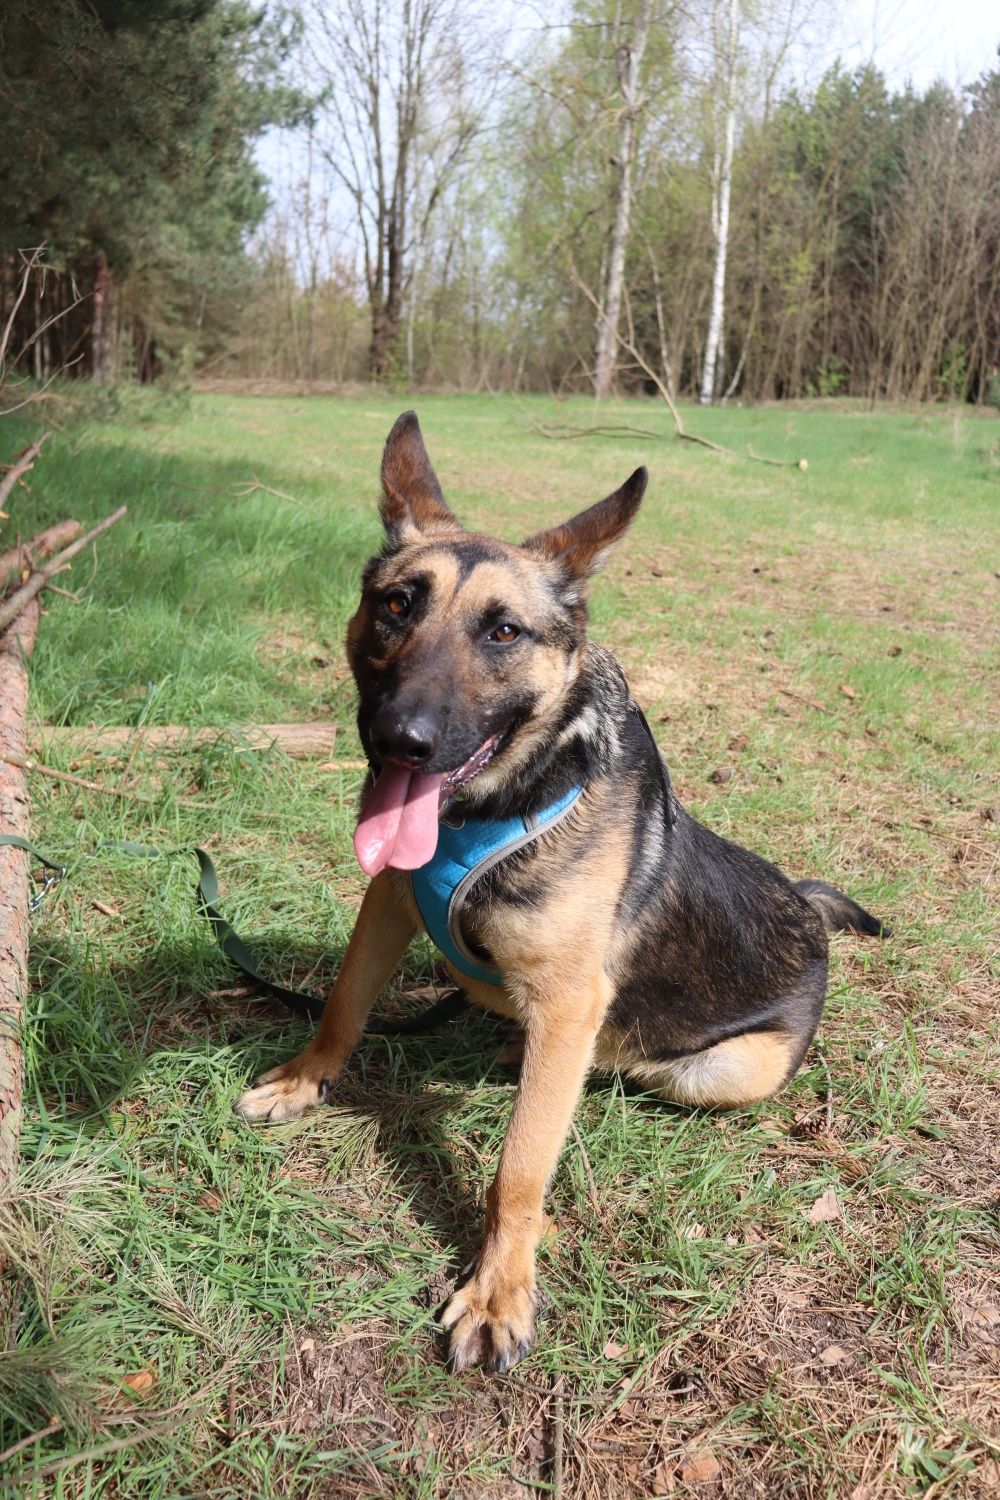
[0,390,997,1498]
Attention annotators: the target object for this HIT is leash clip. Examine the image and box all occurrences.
[29,864,67,916]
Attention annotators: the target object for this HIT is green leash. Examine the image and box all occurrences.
[0,834,467,1034]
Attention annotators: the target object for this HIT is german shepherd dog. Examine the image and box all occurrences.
[237,412,888,1373]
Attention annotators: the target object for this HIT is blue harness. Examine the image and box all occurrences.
[409,785,584,987]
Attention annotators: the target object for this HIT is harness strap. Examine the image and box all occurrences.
[409,783,585,987]
[0,835,466,1034]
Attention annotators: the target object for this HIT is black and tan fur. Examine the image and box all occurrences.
[236,412,888,1373]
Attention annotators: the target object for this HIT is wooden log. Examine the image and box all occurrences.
[0,598,38,1196]
[0,505,126,637]
[32,722,339,758]
[0,519,82,594]
[0,432,50,515]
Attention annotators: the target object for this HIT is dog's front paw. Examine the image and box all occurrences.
[438,1259,537,1373]
[234,1049,337,1123]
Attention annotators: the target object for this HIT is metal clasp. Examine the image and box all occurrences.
[29,864,66,915]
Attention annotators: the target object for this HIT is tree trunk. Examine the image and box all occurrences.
[0,599,39,1196]
[371,297,400,380]
[593,0,654,401]
[700,0,739,406]
[91,252,113,383]
[406,250,420,385]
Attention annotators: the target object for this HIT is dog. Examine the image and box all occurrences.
[236,411,888,1373]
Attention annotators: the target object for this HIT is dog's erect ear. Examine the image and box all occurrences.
[380,411,461,543]
[522,467,648,586]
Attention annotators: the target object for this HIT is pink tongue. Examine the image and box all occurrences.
[353,764,445,876]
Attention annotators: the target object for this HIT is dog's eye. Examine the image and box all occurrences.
[385,592,410,618]
[489,623,520,644]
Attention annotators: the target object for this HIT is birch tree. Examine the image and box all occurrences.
[699,0,739,405]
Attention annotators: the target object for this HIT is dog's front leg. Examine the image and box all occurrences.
[235,871,415,1123]
[440,979,606,1373]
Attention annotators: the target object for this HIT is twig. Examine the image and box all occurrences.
[748,443,808,470]
[164,476,310,511]
[12,290,89,374]
[234,478,305,506]
[814,1041,834,1132]
[0,432,51,512]
[0,505,126,637]
[2,751,213,811]
[0,247,44,375]
[0,520,82,593]
[550,1374,565,1499]
[0,1417,186,1487]
[0,1418,63,1467]
[537,421,664,441]
[0,354,86,417]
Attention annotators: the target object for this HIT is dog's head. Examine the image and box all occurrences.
[348,411,647,874]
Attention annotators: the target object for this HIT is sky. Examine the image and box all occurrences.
[825,0,999,90]
[257,0,1000,180]
[253,0,1000,269]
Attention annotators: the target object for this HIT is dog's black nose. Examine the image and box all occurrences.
[370,707,438,767]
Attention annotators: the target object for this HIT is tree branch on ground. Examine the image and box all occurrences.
[0,506,127,637]
[0,519,82,592]
[0,598,37,1195]
[537,261,808,470]
[0,433,52,515]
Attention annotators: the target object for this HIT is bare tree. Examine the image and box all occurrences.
[308,0,491,381]
[593,0,655,399]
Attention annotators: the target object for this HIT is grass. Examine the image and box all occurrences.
[0,389,997,1498]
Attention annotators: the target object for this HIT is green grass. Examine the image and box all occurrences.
[1,390,998,1497]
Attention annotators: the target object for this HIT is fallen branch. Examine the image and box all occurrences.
[33,721,338,759]
[0,505,126,637]
[748,444,808,470]
[0,600,39,1198]
[564,260,808,470]
[538,421,663,442]
[0,432,51,514]
[0,519,82,593]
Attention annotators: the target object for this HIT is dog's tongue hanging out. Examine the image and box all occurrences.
[353,765,444,876]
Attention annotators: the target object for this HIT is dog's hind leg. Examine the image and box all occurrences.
[620,1020,827,1116]
[235,871,416,1123]
[635,1029,802,1109]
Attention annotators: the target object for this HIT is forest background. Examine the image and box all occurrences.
[3,0,1000,409]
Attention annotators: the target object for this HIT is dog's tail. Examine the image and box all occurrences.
[795,880,891,939]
